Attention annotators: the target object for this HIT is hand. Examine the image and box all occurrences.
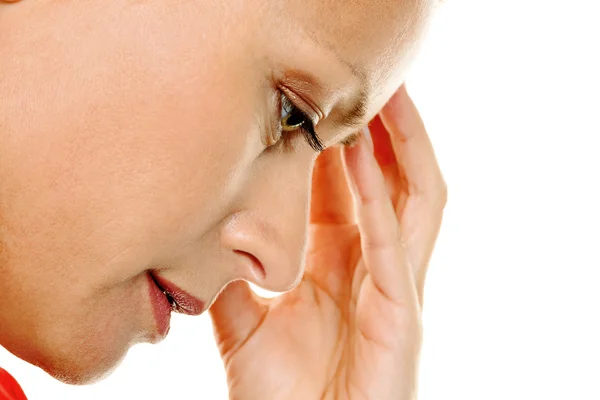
[209,85,447,400]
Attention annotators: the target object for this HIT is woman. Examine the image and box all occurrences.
[0,0,446,398]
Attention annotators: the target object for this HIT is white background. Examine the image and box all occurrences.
[2,0,599,399]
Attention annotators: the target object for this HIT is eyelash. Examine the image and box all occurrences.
[279,92,324,152]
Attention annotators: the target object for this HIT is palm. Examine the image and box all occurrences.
[217,224,361,399]
[215,223,402,400]
[209,87,446,400]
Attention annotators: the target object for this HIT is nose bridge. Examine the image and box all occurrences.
[221,154,314,292]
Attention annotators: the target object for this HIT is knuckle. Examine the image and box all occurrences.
[393,303,423,345]
[427,176,448,210]
[420,182,447,215]
[437,180,448,208]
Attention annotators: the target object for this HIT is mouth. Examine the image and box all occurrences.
[149,273,180,312]
[148,270,205,316]
[145,270,205,339]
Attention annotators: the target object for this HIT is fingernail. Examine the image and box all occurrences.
[362,127,374,151]
[343,127,378,199]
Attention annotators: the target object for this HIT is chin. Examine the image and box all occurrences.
[4,332,134,386]
[35,347,129,386]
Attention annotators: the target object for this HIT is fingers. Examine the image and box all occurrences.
[309,147,355,225]
[368,115,405,207]
[341,133,417,306]
[380,85,446,205]
[209,280,268,358]
[379,85,447,302]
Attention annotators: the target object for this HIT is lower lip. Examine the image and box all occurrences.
[146,273,171,339]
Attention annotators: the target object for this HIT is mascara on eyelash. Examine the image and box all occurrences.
[279,92,324,152]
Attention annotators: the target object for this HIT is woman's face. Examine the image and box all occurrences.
[0,0,434,383]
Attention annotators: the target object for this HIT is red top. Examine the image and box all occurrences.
[0,369,27,400]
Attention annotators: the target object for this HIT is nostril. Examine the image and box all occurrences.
[234,250,266,280]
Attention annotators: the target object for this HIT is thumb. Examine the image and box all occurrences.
[209,280,268,357]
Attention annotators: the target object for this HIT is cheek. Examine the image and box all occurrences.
[0,2,264,378]
[1,1,262,281]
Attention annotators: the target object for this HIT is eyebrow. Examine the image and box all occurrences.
[305,31,371,145]
[331,91,368,146]
[327,53,371,143]
[297,67,368,147]
[335,89,369,128]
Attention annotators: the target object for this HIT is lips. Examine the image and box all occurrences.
[146,271,205,338]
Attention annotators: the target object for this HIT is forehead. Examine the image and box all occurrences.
[288,0,434,99]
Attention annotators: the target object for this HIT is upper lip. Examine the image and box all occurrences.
[148,270,205,316]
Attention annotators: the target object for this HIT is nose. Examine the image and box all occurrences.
[219,154,313,293]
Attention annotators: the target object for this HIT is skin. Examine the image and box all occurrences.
[0,0,446,398]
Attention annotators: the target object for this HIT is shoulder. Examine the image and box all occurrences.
[0,368,27,400]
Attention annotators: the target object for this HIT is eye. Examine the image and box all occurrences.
[279,92,324,152]
[281,96,308,131]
